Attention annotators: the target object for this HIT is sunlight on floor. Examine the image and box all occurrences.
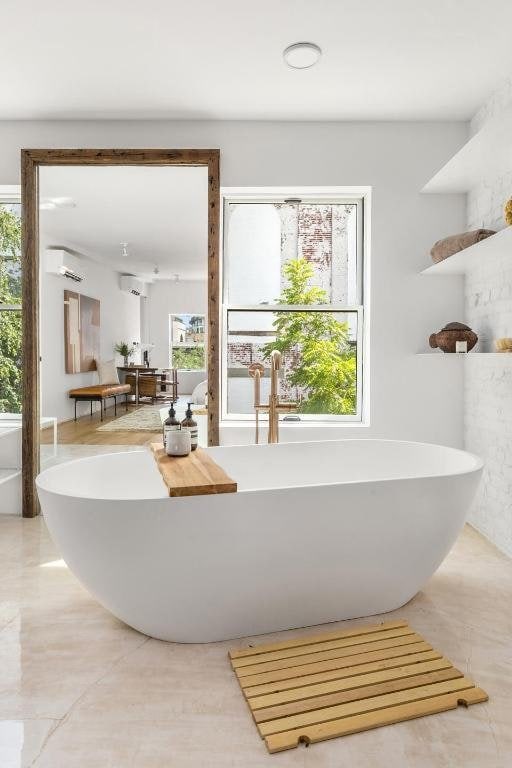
[40,559,67,568]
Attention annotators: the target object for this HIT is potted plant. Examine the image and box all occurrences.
[115,341,135,367]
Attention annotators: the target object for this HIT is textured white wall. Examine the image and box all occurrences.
[467,77,512,232]
[470,77,512,136]
[0,119,466,447]
[464,78,512,556]
[465,355,512,556]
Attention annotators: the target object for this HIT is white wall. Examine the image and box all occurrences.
[0,119,466,446]
[464,78,512,557]
[146,279,207,395]
[40,250,141,422]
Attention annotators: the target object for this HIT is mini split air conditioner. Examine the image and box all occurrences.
[120,275,148,298]
[45,249,84,283]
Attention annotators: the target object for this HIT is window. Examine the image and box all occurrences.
[222,191,366,422]
[0,194,22,414]
[169,314,206,370]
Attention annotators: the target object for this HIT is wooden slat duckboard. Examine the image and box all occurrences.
[229,619,487,753]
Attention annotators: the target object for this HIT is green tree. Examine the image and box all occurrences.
[0,205,22,413]
[262,258,356,415]
[189,315,204,330]
[172,346,205,370]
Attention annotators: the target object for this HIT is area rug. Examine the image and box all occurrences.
[96,406,163,432]
[229,619,488,753]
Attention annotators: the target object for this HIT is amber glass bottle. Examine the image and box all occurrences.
[181,402,198,450]
[162,402,180,444]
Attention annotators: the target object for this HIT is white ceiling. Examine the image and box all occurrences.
[2,1,512,121]
[39,166,208,281]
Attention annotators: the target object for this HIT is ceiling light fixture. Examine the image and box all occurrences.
[283,42,322,69]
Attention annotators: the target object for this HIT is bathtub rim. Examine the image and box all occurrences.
[35,439,484,502]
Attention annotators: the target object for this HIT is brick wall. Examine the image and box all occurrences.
[465,77,512,556]
[470,77,512,136]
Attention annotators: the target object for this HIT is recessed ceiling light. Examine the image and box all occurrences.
[283,42,322,69]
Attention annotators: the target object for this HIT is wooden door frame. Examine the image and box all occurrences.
[21,148,220,518]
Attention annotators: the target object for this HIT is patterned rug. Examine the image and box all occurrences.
[96,406,163,432]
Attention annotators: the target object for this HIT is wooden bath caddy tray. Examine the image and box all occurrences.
[229,619,487,753]
[150,443,237,497]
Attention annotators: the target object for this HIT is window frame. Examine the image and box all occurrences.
[0,187,22,313]
[168,312,207,371]
[0,188,23,417]
[220,187,370,425]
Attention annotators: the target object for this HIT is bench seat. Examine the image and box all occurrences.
[69,384,131,421]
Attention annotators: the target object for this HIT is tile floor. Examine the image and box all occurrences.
[0,518,510,767]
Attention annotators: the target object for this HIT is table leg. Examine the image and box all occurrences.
[136,369,139,405]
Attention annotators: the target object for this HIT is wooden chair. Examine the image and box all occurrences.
[125,373,158,404]
[137,373,158,403]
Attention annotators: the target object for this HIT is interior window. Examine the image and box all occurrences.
[170,314,206,370]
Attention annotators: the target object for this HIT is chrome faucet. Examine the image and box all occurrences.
[248,351,297,444]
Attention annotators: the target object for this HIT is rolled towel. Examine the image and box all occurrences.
[430,229,496,263]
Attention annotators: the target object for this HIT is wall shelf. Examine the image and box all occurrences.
[420,226,512,276]
[422,108,512,193]
[416,352,512,357]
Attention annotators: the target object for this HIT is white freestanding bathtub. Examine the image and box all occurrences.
[36,440,483,643]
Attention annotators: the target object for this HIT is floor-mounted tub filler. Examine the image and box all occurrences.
[36,440,483,643]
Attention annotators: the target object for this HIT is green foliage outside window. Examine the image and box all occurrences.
[262,258,357,415]
[172,346,205,370]
[0,205,22,413]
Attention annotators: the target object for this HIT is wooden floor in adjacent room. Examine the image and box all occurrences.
[40,404,158,446]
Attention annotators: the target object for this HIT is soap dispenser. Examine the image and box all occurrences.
[181,402,198,450]
[162,402,180,444]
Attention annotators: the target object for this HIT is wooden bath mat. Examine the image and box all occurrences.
[229,619,487,753]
